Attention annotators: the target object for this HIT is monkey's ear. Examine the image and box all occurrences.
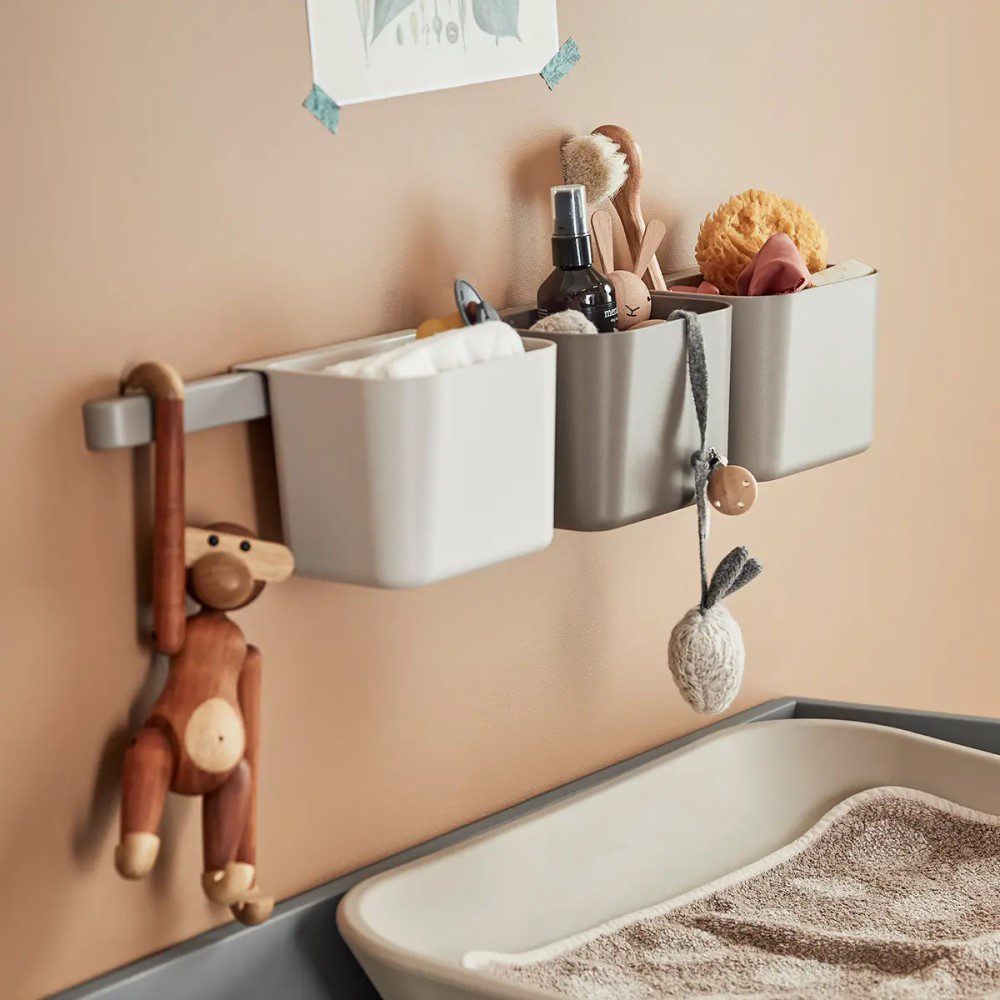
[185,527,295,583]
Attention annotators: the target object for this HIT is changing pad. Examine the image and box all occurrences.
[465,787,1000,998]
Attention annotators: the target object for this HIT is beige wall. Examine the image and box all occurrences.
[2,1,997,996]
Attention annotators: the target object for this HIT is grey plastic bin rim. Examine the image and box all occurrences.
[655,266,880,299]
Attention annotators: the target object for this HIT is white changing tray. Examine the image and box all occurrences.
[338,718,1000,999]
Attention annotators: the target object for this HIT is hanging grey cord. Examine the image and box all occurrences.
[672,308,763,612]
[666,310,763,715]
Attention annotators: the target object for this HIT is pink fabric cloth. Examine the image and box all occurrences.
[668,280,720,295]
[737,232,812,295]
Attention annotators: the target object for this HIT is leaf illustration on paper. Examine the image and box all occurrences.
[472,0,520,43]
[372,0,416,42]
[458,0,467,49]
[410,9,419,43]
[356,0,373,62]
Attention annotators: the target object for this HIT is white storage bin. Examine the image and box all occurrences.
[238,331,556,588]
[658,270,877,481]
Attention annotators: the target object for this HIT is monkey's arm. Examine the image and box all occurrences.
[229,644,273,925]
[234,645,261,870]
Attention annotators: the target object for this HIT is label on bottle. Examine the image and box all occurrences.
[584,302,618,332]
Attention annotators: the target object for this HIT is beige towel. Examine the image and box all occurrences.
[466,787,1000,998]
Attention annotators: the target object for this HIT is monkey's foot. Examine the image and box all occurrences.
[115,832,160,879]
[201,862,255,905]
[231,886,275,926]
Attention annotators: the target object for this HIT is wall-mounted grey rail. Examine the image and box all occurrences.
[82,371,269,452]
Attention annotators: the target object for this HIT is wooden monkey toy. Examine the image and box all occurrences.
[114,361,293,926]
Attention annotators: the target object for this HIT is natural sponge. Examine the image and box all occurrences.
[695,189,828,295]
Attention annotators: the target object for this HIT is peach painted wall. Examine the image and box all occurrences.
[2,2,997,996]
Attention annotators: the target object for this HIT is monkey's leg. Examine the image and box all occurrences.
[116,726,173,879]
[231,646,274,926]
[201,760,253,905]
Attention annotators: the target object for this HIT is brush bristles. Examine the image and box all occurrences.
[560,134,628,209]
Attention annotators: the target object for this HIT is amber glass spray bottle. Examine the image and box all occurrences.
[537,185,618,332]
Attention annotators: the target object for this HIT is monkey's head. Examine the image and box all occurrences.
[185,523,294,612]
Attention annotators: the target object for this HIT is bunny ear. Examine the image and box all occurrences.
[704,546,749,609]
[723,557,762,601]
[592,209,614,273]
[633,219,666,279]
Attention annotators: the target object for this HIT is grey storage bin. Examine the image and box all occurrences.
[657,270,877,481]
[237,332,556,589]
[507,298,731,531]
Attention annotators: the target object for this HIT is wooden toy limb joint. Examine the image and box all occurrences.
[115,361,293,927]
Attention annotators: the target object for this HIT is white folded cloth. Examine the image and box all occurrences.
[323,321,525,380]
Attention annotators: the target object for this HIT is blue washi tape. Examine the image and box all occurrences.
[540,37,580,90]
[303,83,340,134]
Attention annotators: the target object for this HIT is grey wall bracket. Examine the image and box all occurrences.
[80,308,541,452]
[82,371,269,451]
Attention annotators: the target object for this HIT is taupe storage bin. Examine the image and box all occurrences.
[658,271,877,481]
[508,298,731,531]
[238,332,556,589]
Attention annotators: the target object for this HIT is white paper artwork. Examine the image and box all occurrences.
[305,0,559,105]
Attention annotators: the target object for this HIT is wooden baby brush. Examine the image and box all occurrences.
[560,132,629,211]
[591,125,667,292]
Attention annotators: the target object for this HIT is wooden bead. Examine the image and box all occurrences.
[707,464,758,515]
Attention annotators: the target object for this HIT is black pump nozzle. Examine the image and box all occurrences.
[550,185,593,268]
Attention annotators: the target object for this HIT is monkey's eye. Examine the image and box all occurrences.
[208,535,219,546]
[240,540,251,552]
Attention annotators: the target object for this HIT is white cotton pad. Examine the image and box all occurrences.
[323,321,524,380]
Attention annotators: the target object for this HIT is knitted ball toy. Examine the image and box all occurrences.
[695,189,828,295]
[669,604,744,715]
